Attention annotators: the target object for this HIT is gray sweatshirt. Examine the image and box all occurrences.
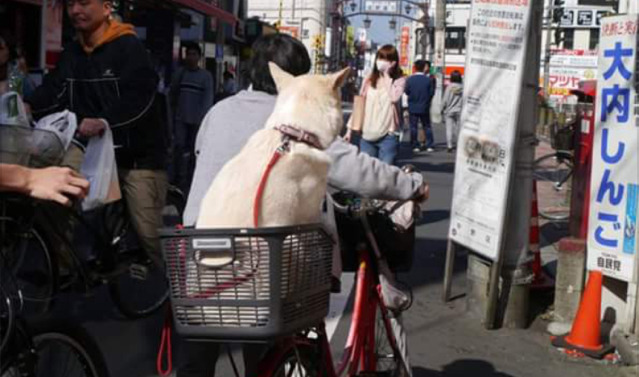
[171,67,214,125]
[183,89,424,226]
[442,82,463,116]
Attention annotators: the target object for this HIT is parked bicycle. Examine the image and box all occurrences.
[159,191,418,376]
[0,124,185,318]
[533,120,575,221]
[1,227,108,377]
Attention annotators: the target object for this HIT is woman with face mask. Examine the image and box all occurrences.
[345,44,406,165]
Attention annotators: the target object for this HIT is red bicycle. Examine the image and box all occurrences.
[160,193,416,377]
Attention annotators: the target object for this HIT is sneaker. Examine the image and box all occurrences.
[426,147,435,153]
[412,147,421,153]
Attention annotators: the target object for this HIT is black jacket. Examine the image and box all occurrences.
[25,34,167,170]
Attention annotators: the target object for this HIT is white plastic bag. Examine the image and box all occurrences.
[34,110,78,151]
[80,127,121,211]
[0,91,29,127]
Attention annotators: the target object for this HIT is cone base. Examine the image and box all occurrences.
[551,335,615,359]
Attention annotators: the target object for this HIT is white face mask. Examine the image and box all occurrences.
[376,60,391,73]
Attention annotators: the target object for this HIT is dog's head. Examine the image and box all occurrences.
[265,63,350,149]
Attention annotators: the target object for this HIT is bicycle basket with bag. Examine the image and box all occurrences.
[336,195,418,273]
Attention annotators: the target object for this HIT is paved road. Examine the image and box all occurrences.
[37,124,621,377]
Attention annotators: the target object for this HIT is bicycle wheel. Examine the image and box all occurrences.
[373,304,409,377]
[0,217,57,310]
[264,344,323,377]
[1,323,109,377]
[0,286,14,353]
[108,257,169,319]
[533,152,574,221]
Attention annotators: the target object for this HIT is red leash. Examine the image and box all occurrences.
[157,305,173,376]
[253,142,288,227]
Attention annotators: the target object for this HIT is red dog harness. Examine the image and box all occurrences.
[252,125,323,227]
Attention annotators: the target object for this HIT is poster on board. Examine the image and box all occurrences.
[449,0,533,260]
[587,15,639,283]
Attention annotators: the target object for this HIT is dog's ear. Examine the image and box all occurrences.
[328,67,351,90]
[269,62,294,92]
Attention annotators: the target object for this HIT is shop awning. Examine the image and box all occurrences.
[172,0,237,25]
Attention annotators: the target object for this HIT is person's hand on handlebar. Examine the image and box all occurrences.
[415,182,430,203]
[26,166,90,206]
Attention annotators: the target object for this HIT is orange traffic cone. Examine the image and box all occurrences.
[531,180,553,289]
[551,270,614,358]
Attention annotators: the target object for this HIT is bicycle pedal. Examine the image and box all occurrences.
[129,263,149,280]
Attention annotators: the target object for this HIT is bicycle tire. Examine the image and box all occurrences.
[1,322,109,377]
[261,343,324,377]
[0,217,58,312]
[105,187,183,319]
[373,303,409,377]
[0,286,14,353]
[532,152,574,221]
[108,260,169,319]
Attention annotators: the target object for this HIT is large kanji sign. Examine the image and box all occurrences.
[587,15,639,282]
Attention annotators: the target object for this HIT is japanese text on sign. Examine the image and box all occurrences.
[588,15,639,283]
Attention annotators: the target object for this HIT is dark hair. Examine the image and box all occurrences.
[450,70,463,84]
[413,60,426,72]
[370,44,402,89]
[223,71,234,80]
[185,43,202,56]
[248,33,311,95]
[424,60,432,70]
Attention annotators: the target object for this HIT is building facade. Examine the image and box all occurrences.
[247,0,331,72]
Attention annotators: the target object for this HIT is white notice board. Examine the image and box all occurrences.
[449,0,533,260]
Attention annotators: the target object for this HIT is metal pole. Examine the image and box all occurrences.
[484,0,544,329]
[542,0,554,100]
[442,239,456,302]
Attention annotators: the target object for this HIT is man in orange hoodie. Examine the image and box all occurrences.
[25,0,168,268]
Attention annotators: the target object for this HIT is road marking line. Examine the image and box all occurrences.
[325,272,354,341]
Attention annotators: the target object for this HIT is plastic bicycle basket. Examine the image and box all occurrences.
[160,224,333,341]
[0,125,65,168]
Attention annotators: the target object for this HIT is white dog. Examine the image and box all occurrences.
[196,63,350,229]
[181,64,350,327]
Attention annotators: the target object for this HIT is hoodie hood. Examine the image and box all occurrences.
[80,20,136,54]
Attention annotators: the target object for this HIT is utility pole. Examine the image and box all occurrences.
[542,0,554,100]
[434,0,446,69]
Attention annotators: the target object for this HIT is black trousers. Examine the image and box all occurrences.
[177,341,267,377]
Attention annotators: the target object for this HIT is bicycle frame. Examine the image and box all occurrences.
[256,245,403,377]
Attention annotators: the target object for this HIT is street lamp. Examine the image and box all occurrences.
[389,18,397,30]
[350,1,357,12]
[405,4,412,14]
[363,17,372,29]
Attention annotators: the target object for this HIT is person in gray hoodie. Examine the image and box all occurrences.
[442,70,464,153]
[179,33,429,377]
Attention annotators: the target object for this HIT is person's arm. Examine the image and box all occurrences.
[390,77,406,104]
[404,77,412,95]
[0,164,89,206]
[24,50,71,118]
[96,36,158,129]
[326,139,426,201]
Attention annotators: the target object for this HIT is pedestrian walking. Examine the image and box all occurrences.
[442,70,464,153]
[405,60,435,152]
[170,42,213,193]
[345,44,406,165]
